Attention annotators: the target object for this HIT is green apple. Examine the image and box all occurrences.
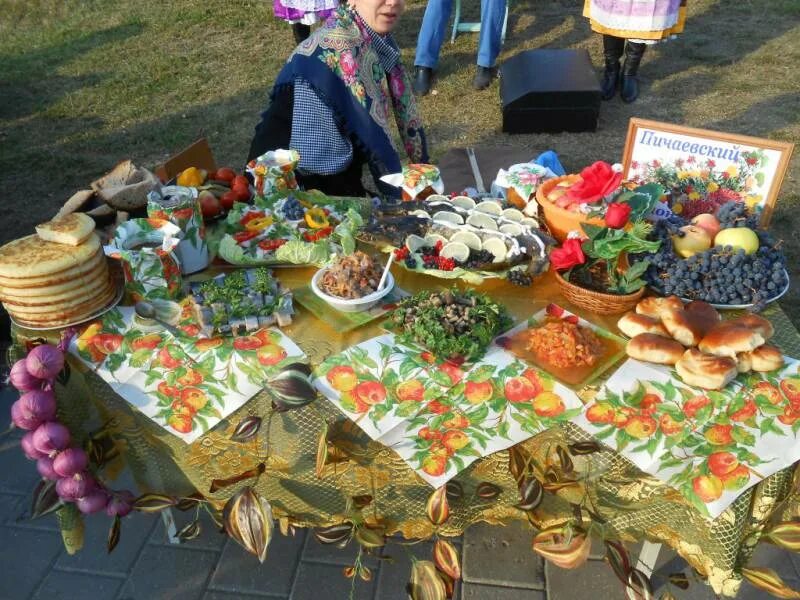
[714,227,759,255]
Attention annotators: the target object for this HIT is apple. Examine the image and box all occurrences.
[780,378,800,407]
[753,381,782,405]
[639,393,661,416]
[729,398,757,422]
[672,225,711,258]
[624,415,657,439]
[690,213,721,239]
[198,190,221,219]
[659,413,684,436]
[714,227,759,255]
[683,395,710,419]
[442,429,469,453]
[532,391,565,417]
[707,452,739,477]
[693,475,723,503]
[704,424,734,446]
[720,464,750,491]
[586,402,615,424]
[546,187,568,204]
[220,190,238,211]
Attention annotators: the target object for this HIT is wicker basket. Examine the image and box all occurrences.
[554,269,645,315]
[535,175,605,243]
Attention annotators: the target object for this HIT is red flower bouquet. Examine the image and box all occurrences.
[563,161,623,206]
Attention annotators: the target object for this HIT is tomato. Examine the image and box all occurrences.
[232,175,250,189]
[233,186,251,202]
[303,226,333,242]
[233,230,260,243]
[213,167,236,183]
[220,190,238,211]
[258,239,288,251]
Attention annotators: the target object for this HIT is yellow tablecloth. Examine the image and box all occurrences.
[13,267,800,597]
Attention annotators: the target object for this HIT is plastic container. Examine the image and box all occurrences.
[535,175,605,242]
[310,269,395,313]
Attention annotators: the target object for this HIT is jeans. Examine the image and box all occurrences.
[414,0,506,69]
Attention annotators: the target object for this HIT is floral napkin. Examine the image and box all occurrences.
[574,357,800,518]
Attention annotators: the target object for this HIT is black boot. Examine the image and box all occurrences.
[413,66,433,96]
[621,41,646,103]
[292,23,311,44]
[472,66,495,90]
[601,35,625,100]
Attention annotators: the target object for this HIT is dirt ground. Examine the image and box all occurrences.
[0,0,798,321]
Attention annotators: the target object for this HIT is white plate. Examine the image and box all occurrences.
[311,269,395,313]
[679,268,790,310]
[9,284,124,331]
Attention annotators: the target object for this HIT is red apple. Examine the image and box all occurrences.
[690,213,721,240]
[707,452,739,477]
[693,475,723,503]
[198,190,221,218]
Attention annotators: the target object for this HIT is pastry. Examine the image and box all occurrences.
[723,314,774,340]
[698,324,766,358]
[36,213,95,246]
[617,312,669,338]
[748,345,784,372]
[675,349,738,390]
[635,295,684,320]
[626,333,685,365]
[662,308,719,347]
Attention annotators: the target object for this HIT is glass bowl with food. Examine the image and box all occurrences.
[311,251,394,313]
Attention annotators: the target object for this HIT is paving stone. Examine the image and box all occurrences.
[462,521,544,590]
[0,430,42,494]
[0,526,63,598]
[149,507,227,551]
[203,592,278,600]
[748,541,800,581]
[301,533,381,567]
[32,569,123,600]
[546,558,623,600]
[0,492,24,524]
[117,545,219,600]
[461,582,546,599]
[209,530,306,596]
[291,561,376,600]
[55,510,157,576]
[374,540,460,600]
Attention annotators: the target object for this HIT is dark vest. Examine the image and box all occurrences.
[247,86,371,198]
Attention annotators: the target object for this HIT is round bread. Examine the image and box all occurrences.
[662,308,719,347]
[675,349,738,390]
[0,256,109,298]
[0,249,105,289]
[617,312,669,338]
[735,352,753,373]
[0,272,110,307]
[4,280,114,315]
[725,314,774,340]
[749,345,784,372]
[9,284,117,327]
[626,333,685,365]
[698,324,765,358]
[0,233,101,278]
[35,212,95,246]
[636,295,684,320]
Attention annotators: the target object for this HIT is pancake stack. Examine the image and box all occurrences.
[0,214,116,328]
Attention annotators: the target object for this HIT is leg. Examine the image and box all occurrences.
[414,0,454,69]
[292,23,311,44]
[601,34,625,101]
[621,40,647,103]
[476,0,506,68]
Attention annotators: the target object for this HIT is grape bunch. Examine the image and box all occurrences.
[464,249,496,269]
[281,196,305,220]
[716,201,760,230]
[507,270,532,286]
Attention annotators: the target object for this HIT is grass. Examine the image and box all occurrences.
[1,0,798,322]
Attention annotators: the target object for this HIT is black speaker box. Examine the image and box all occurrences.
[500,49,601,134]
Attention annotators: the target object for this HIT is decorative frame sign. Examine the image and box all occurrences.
[622,118,794,226]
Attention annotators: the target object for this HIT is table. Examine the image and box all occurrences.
[12,265,800,598]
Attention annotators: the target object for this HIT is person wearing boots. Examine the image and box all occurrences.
[584,0,688,103]
[273,0,340,43]
[413,0,507,94]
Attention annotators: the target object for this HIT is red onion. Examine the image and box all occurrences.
[53,447,88,478]
[19,390,57,422]
[36,456,59,480]
[11,400,42,430]
[32,422,71,455]
[26,344,64,380]
[56,473,95,501]
[106,490,135,517]
[76,490,109,514]
[9,359,43,392]
[21,431,46,460]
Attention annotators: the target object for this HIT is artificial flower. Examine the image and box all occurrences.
[550,238,586,271]
[564,161,623,205]
[604,202,632,229]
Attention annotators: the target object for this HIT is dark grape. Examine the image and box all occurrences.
[507,270,532,286]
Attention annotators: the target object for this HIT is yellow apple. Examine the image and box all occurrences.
[714,227,759,255]
[672,225,711,258]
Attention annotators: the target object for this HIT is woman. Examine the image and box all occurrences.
[249,0,428,197]
[584,0,688,103]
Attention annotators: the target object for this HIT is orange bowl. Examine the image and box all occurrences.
[535,176,606,242]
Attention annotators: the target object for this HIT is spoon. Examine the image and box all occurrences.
[377,253,394,291]
[134,301,183,337]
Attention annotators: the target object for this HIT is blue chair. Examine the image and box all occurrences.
[450,0,509,44]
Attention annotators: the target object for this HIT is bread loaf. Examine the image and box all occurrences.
[91,160,159,211]
[662,308,719,347]
[626,333,685,365]
[698,325,765,358]
[636,295,684,320]
[618,312,669,338]
[748,345,784,372]
[675,349,738,390]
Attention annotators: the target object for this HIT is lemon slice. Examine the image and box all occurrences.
[450,231,482,250]
[409,209,430,219]
[502,208,525,222]
[467,213,498,230]
[426,194,449,203]
[482,238,508,263]
[405,234,427,253]
[520,217,539,229]
[440,242,470,262]
[433,211,464,225]
[499,223,523,236]
[451,196,476,210]
[424,233,448,247]
[475,200,503,215]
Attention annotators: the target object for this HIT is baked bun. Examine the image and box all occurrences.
[636,295,684,320]
[685,300,721,324]
[735,352,753,373]
[675,349,738,390]
[662,309,719,347]
[698,325,765,358]
[617,312,669,338]
[725,314,774,340]
[626,333,685,365]
[748,345,784,372]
